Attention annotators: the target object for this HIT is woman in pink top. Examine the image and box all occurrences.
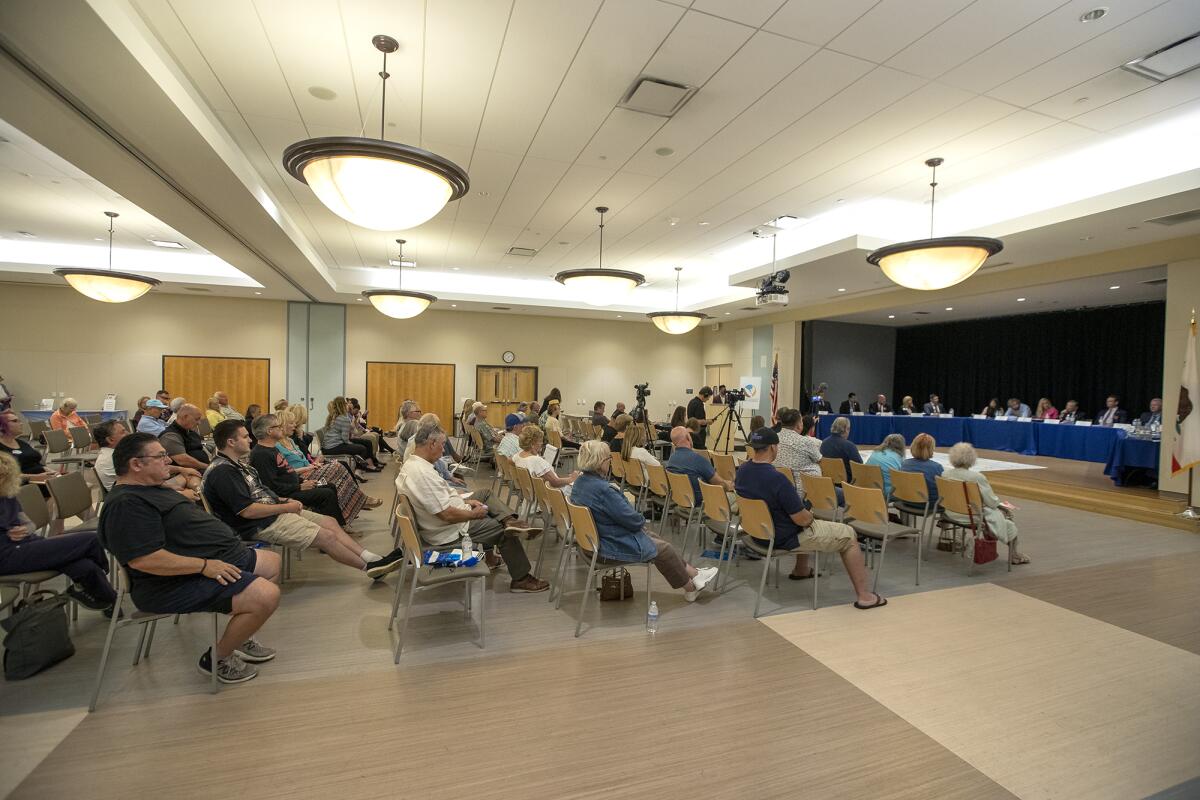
[49,398,86,431]
[1034,398,1059,420]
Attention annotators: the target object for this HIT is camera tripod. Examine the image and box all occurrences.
[710,401,750,455]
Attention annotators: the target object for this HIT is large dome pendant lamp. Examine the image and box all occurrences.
[53,211,160,303]
[282,35,469,232]
[555,206,645,307]
[867,157,1003,291]
[648,266,706,334]
[362,239,435,319]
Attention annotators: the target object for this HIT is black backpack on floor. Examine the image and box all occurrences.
[2,590,75,680]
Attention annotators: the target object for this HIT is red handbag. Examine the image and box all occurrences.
[963,482,998,565]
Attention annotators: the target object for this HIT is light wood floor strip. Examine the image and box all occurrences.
[762,584,1200,800]
[11,623,1013,800]
[1000,552,1200,655]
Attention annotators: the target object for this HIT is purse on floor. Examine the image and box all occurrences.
[963,483,998,565]
[1,590,75,680]
[598,567,633,601]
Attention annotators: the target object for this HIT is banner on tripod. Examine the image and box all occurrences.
[738,376,762,410]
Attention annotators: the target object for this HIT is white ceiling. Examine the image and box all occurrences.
[1,0,1200,319]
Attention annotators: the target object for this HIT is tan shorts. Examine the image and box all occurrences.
[797,519,856,554]
[258,509,325,548]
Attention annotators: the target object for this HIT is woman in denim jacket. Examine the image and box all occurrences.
[568,440,718,602]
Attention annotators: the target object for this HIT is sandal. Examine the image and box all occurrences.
[1010,554,1031,565]
[364,496,383,509]
[854,592,888,610]
[787,570,815,581]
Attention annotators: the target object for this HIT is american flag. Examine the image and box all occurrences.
[769,352,779,423]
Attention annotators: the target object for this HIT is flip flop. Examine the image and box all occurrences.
[1010,554,1031,565]
[854,592,888,610]
[787,570,815,581]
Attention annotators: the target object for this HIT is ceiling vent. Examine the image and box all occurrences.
[1140,277,1168,286]
[1144,208,1200,226]
[184,286,212,292]
[492,306,511,311]
[738,307,760,312]
[1122,32,1200,82]
[506,246,537,257]
[911,311,931,315]
[618,76,698,117]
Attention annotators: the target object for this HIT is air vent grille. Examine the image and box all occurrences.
[1144,208,1200,226]
[184,287,212,292]
[617,75,698,117]
[1140,277,1168,286]
[492,306,511,311]
[507,246,537,257]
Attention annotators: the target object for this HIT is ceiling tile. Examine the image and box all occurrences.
[490,156,572,228]
[1030,68,1156,121]
[643,9,757,87]
[1073,69,1200,131]
[827,0,976,63]
[689,0,786,29]
[763,0,878,47]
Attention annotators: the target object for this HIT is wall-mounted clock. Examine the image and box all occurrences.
[502,350,516,364]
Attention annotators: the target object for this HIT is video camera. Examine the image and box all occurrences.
[725,387,747,406]
[634,382,651,401]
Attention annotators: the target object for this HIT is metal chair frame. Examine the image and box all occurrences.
[566,500,653,638]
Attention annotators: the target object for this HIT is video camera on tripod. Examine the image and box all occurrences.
[724,387,747,406]
[634,382,651,402]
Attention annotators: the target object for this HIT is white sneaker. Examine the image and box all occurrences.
[683,567,719,602]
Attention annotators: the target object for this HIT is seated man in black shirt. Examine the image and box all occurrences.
[591,401,609,428]
[819,416,863,476]
[249,414,345,526]
[99,433,280,684]
[838,393,861,414]
[158,403,211,472]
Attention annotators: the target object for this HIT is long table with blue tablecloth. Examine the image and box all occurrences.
[21,409,128,422]
[814,414,1159,485]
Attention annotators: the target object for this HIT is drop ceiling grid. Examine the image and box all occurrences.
[1074,71,1200,132]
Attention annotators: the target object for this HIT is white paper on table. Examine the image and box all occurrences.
[102,393,117,412]
[40,398,54,410]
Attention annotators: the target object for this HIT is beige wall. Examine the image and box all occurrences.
[1159,260,1200,497]
[344,305,705,423]
[0,283,287,412]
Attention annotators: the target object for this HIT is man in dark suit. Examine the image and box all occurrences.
[1060,400,1084,424]
[809,383,832,413]
[923,394,945,415]
[868,394,890,414]
[838,393,861,414]
[1097,394,1128,426]
[1139,397,1163,426]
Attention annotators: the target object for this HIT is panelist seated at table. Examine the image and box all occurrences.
[868,394,890,414]
[1003,398,1032,418]
[1139,398,1163,426]
[1059,400,1085,424]
[1096,395,1128,427]
[923,394,946,415]
[809,383,832,413]
[979,398,1001,418]
[838,393,861,414]
[896,396,916,415]
[1033,398,1058,420]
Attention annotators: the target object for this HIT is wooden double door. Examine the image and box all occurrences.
[366,362,455,432]
[476,365,538,423]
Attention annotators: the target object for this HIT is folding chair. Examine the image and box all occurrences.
[842,482,922,590]
[934,476,1012,576]
[67,426,99,462]
[609,454,627,491]
[89,561,221,711]
[819,457,847,486]
[890,470,936,558]
[623,456,648,510]
[42,429,87,471]
[850,461,884,492]
[798,473,843,522]
[712,452,736,484]
[47,470,98,532]
[566,500,653,638]
[644,463,672,538]
[665,471,704,561]
[511,465,550,576]
[545,487,577,607]
[699,480,738,589]
[736,495,819,618]
[388,505,488,663]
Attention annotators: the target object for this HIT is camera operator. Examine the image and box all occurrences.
[687,386,713,449]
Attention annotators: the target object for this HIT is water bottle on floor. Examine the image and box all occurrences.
[646,600,659,634]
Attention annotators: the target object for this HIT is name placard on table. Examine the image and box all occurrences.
[878,412,894,416]
[1042,418,1060,424]
[1017,417,1033,423]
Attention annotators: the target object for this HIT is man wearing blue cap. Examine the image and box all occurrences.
[136,398,170,436]
[497,413,525,459]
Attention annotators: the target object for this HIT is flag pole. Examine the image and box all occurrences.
[1180,308,1198,520]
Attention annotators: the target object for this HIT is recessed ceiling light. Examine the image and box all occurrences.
[1109,285,1120,289]
[945,306,953,311]
[698,221,709,226]
[1074,96,1091,105]
[254,291,262,295]
[1079,7,1108,22]
[655,147,675,157]
[616,315,622,318]
[307,86,337,100]
[477,191,490,197]
[149,239,186,249]
[724,312,730,315]
[451,304,457,307]
[1017,297,1026,302]
[356,297,363,301]
[451,267,460,271]
[389,259,416,268]
[17,231,36,238]
[837,287,846,292]
[94,237,104,241]
[667,217,679,226]
[887,314,895,319]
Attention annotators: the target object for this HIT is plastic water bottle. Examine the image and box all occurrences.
[460,533,472,562]
[646,600,659,634]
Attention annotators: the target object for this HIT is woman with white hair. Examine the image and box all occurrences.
[569,440,718,602]
[513,426,578,499]
[866,433,907,498]
[49,398,86,432]
[942,442,1030,565]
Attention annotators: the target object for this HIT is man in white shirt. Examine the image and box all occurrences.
[398,425,547,593]
[497,415,524,459]
[94,419,202,499]
[1004,398,1032,418]
[215,391,244,421]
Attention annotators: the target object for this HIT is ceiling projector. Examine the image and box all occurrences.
[756,269,791,307]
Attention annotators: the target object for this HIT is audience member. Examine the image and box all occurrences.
[399,426,547,593]
[897,395,916,415]
[1140,398,1163,426]
[155,389,171,407]
[900,433,942,505]
[539,388,562,425]
[404,416,466,487]
[136,399,169,435]
[866,433,906,498]
[1033,398,1059,420]
[97,417,199,498]
[750,415,766,432]
[513,426,578,499]
[349,397,392,455]
[838,393,861,414]
[606,413,633,453]
[205,396,225,429]
[286,403,315,453]
[250,415,348,526]
[528,400,541,422]
[166,396,186,425]
[395,400,422,450]
[620,425,660,481]
[613,402,627,418]
[49,398,86,431]
[685,417,703,449]
[159,404,210,471]
[215,391,244,421]
[572,440,717,602]
[516,401,530,422]
[1060,400,1084,423]
[275,410,380,515]
[273,399,289,412]
[0,410,54,495]
[735,428,884,607]
[666,425,732,504]
[99,432,280,684]
[819,416,862,476]
[498,414,525,459]
[1097,395,1128,426]
[131,395,150,427]
[868,394,890,414]
[543,400,577,448]
[923,394,945,415]
[1,451,116,613]
[203,421,401,580]
[774,409,822,477]
[591,401,609,428]
[0,373,12,412]
[322,397,384,471]
[1004,398,1031,418]
[942,443,1029,565]
[979,398,1001,418]
[244,404,262,441]
[686,387,712,449]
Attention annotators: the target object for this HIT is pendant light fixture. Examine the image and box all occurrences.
[362,239,435,319]
[555,206,645,307]
[867,157,1003,291]
[283,35,469,231]
[648,266,706,334]
[53,211,160,303]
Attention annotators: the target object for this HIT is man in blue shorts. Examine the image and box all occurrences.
[98,433,281,684]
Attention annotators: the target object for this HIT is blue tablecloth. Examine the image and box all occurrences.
[816,414,965,447]
[963,418,1038,455]
[1034,423,1119,462]
[1104,433,1161,486]
[22,409,128,421]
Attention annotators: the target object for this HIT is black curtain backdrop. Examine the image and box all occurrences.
[892,302,1165,419]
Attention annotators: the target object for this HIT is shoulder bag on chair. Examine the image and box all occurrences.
[599,567,634,601]
[1,590,75,680]
[963,483,998,565]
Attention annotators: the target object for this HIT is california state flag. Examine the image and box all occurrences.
[1172,314,1200,475]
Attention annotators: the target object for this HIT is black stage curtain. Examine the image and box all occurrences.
[892,302,1165,419]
